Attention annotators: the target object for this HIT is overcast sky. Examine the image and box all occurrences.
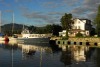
[0,0,100,26]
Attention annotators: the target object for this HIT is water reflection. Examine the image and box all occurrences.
[59,44,98,67]
[0,41,62,67]
[60,46,72,66]
[71,46,86,62]
[0,41,100,67]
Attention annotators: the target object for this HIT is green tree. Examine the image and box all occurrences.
[94,5,100,37]
[45,25,53,33]
[76,32,83,37]
[28,26,36,33]
[90,28,96,36]
[52,24,62,36]
[60,13,73,39]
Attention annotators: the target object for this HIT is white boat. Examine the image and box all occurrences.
[17,28,52,43]
[0,37,5,41]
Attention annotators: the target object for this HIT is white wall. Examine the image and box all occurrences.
[73,19,86,30]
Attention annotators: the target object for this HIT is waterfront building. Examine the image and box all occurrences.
[59,18,92,37]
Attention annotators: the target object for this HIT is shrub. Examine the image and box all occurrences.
[76,32,83,37]
[62,36,68,40]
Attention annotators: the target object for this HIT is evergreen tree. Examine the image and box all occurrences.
[94,5,100,37]
[60,13,73,39]
[52,24,62,36]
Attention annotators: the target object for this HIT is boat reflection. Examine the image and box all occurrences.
[0,40,17,45]
[0,40,61,56]
[17,42,61,67]
[19,43,53,60]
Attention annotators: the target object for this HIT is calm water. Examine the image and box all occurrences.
[0,41,100,67]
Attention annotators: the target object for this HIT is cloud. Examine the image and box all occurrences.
[72,7,89,14]
[87,12,97,20]
[41,0,80,9]
[22,11,60,24]
[19,6,59,24]
[47,12,64,16]
[62,0,80,6]
[2,0,99,26]
[71,0,100,20]
[1,19,10,25]
[14,0,32,3]
[42,1,59,9]
[4,10,13,13]
[19,6,29,13]
[0,0,11,7]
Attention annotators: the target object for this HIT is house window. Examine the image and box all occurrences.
[75,26,77,29]
[73,26,75,29]
[86,31,89,35]
[78,26,80,29]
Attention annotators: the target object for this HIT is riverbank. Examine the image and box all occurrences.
[50,37,100,46]
[50,37,100,42]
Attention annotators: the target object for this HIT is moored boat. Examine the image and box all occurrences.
[0,34,9,41]
[4,35,9,41]
[17,28,52,43]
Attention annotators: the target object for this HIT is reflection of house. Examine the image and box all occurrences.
[71,46,86,62]
[59,18,92,37]
[60,45,86,66]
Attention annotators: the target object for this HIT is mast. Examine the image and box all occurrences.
[12,45,13,67]
[0,11,1,33]
[23,24,24,30]
[40,48,42,67]
[12,12,14,34]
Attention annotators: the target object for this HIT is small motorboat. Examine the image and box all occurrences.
[4,35,9,41]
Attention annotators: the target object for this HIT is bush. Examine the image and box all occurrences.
[62,36,69,40]
[76,32,83,37]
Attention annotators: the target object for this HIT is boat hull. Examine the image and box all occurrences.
[17,37,50,44]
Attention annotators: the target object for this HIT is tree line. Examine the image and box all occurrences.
[1,23,62,36]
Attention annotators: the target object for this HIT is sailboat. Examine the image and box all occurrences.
[9,12,18,42]
[0,11,16,41]
[0,11,9,41]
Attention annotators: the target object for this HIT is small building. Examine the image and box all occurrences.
[59,30,66,37]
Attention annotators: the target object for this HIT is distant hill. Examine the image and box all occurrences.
[2,23,22,30]
[1,23,28,34]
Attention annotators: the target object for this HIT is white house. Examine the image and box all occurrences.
[72,19,86,30]
[59,18,92,37]
[72,18,92,30]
